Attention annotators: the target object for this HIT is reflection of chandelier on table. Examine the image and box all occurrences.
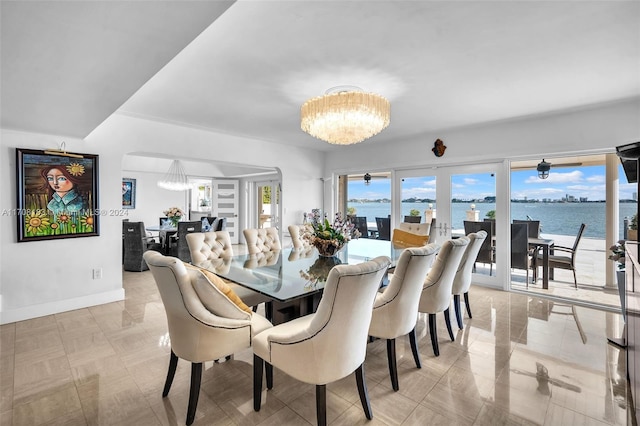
[301,86,390,145]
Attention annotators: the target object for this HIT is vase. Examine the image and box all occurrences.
[169,216,181,227]
[312,239,345,257]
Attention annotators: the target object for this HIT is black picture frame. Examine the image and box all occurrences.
[16,148,100,242]
[122,178,136,209]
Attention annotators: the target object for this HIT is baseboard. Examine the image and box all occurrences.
[0,289,125,324]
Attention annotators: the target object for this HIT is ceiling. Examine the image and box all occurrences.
[2,1,639,153]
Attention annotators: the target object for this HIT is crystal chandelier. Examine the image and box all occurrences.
[300,87,390,145]
[157,160,190,191]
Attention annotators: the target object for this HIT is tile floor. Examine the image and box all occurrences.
[0,269,630,425]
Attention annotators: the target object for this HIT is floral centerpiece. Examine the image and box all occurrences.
[609,240,626,270]
[303,212,360,257]
[164,206,184,227]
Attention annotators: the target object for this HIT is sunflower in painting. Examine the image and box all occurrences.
[25,211,51,234]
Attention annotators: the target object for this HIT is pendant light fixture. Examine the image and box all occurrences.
[157,160,190,191]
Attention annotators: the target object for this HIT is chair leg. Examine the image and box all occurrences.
[464,292,472,318]
[444,308,455,341]
[573,269,578,289]
[355,363,373,420]
[428,313,439,357]
[386,339,399,391]
[162,350,179,397]
[453,294,464,329]
[266,362,273,390]
[265,301,273,322]
[409,327,422,369]
[253,354,263,412]
[186,362,202,426]
[316,384,327,426]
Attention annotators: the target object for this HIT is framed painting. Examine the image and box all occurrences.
[122,178,136,209]
[16,148,100,242]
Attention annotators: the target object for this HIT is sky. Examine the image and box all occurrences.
[348,165,637,201]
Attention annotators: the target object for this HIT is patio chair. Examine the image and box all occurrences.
[513,219,540,238]
[353,216,370,238]
[511,223,534,286]
[403,215,421,223]
[463,220,493,275]
[375,217,391,241]
[535,223,586,288]
[123,221,162,272]
[169,221,202,262]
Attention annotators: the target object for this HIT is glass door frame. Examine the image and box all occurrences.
[395,161,507,289]
[254,179,281,231]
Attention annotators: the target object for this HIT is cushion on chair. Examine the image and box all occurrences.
[391,228,429,248]
[185,264,252,315]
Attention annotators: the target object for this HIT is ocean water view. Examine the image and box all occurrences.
[347,201,637,240]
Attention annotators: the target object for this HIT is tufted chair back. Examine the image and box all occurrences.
[398,222,430,235]
[186,231,234,265]
[288,224,309,249]
[243,227,282,254]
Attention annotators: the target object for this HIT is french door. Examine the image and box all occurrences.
[212,179,239,243]
[255,180,280,231]
[395,163,504,287]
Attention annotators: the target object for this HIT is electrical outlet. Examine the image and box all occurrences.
[93,268,102,280]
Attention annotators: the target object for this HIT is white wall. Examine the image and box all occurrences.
[325,99,640,174]
[119,169,188,227]
[0,129,125,323]
[0,114,324,323]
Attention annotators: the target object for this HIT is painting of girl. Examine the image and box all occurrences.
[16,148,99,242]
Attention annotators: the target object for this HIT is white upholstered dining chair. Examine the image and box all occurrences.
[451,230,487,329]
[288,224,310,250]
[243,227,282,254]
[369,244,439,391]
[252,256,391,426]
[186,230,272,310]
[143,251,272,425]
[418,237,469,356]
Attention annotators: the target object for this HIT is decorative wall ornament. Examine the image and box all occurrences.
[16,148,100,242]
[122,178,136,209]
[432,139,446,157]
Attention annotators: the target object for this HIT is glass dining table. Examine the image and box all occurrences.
[194,238,402,323]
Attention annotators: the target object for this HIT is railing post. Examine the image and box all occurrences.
[625,217,629,240]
